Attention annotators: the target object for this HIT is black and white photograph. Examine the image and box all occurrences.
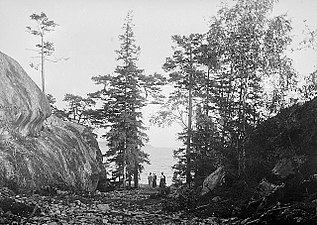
[0,0,317,224]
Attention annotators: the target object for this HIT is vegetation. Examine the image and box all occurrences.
[88,11,165,189]
[43,0,317,193]
[1,0,317,224]
[23,1,317,221]
[45,12,166,190]
[26,12,58,93]
[152,0,298,187]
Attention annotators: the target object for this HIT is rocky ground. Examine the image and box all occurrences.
[0,187,223,225]
[2,186,316,225]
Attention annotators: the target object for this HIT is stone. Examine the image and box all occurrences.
[0,51,103,192]
[257,178,285,196]
[47,222,58,225]
[272,158,295,179]
[201,167,225,195]
[0,51,51,137]
[97,204,110,212]
[56,189,68,195]
[212,196,222,202]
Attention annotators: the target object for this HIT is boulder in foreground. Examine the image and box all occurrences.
[0,51,103,192]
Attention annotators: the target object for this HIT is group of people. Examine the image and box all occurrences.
[148,172,166,188]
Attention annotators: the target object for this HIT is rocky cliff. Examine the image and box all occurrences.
[0,51,103,192]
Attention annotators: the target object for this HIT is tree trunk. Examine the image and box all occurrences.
[128,174,132,188]
[123,144,127,189]
[186,46,193,187]
[238,74,249,177]
[123,68,128,190]
[134,162,139,188]
[41,34,45,93]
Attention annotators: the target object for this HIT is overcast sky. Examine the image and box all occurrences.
[1,0,317,148]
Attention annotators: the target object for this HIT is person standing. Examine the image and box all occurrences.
[152,173,157,188]
[148,172,153,188]
[159,172,166,188]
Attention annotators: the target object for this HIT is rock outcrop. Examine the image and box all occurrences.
[196,99,317,221]
[0,52,51,137]
[244,98,317,204]
[0,51,103,192]
[246,99,317,181]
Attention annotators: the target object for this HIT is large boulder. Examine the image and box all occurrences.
[0,51,103,192]
[0,52,51,137]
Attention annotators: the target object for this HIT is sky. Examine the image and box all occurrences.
[0,0,317,148]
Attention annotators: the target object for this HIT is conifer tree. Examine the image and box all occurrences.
[63,94,96,126]
[26,12,58,93]
[91,11,165,188]
[160,33,205,186]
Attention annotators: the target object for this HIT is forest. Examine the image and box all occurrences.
[1,0,317,224]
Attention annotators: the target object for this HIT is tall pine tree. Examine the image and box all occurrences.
[91,11,165,188]
[26,12,59,93]
[160,34,205,186]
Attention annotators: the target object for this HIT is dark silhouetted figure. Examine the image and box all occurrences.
[159,172,166,188]
[148,172,153,188]
[152,173,157,188]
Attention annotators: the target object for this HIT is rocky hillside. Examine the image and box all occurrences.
[245,99,317,197]
[0,51,103,192]
[196,98,317,223]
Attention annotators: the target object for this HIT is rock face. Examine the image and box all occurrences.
[0,51,103,192]
[0,52,51,137]
[201,167,225,196]
[201,98,317,211]
[245,98,317,201]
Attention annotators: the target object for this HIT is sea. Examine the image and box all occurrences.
[98,142,177,186]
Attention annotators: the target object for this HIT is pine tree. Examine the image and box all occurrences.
[26,12,58,93]
[91,11,165,188]
[63,94,96,126]
[160,33,205,186]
